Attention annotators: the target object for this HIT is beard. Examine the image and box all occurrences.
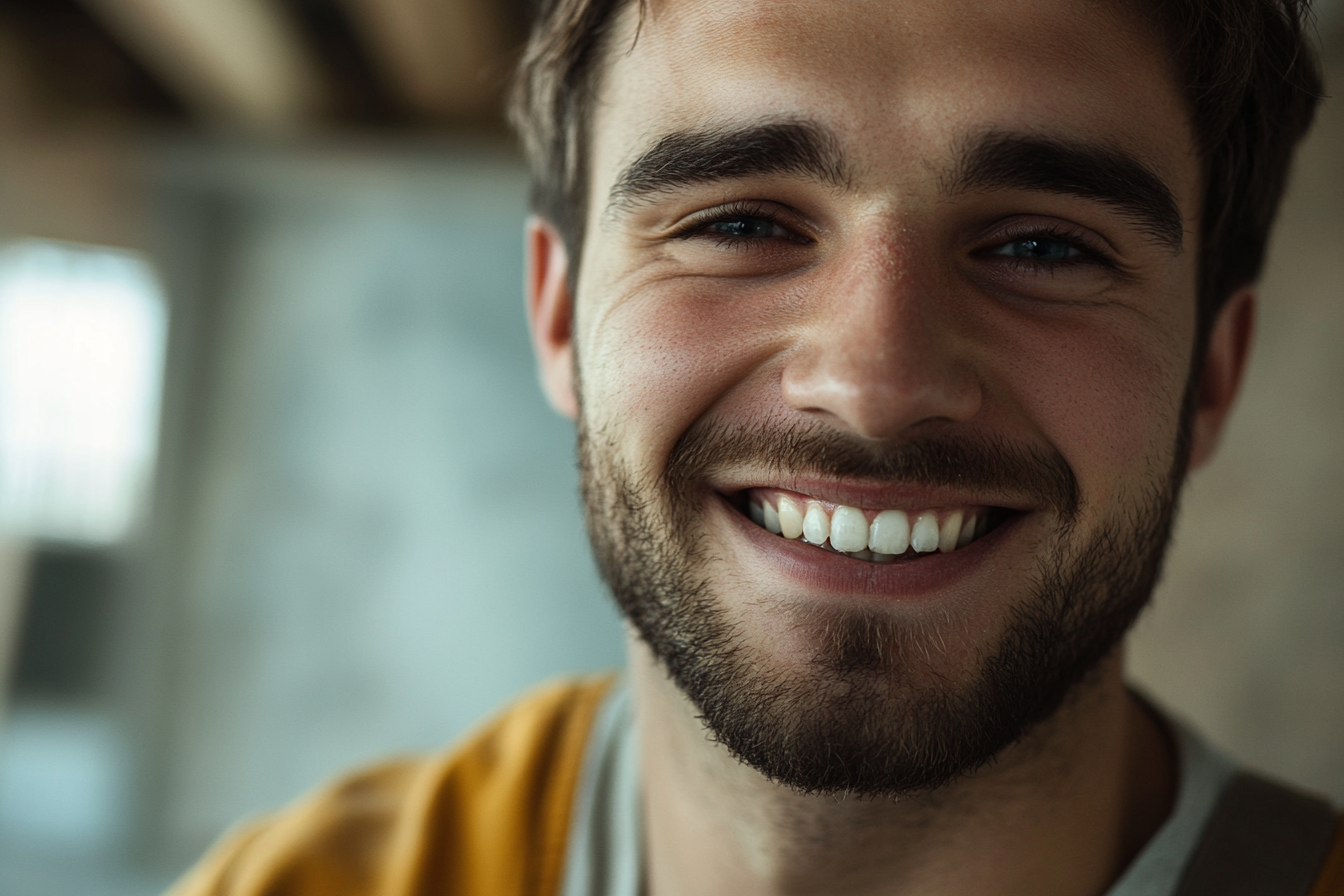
[579,414,1184,798]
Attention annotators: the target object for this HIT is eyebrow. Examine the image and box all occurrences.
[606,120,850,216]
[605,122,1184,251]
[948,132,1184,251]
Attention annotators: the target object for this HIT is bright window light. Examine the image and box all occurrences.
[0,241,168,545]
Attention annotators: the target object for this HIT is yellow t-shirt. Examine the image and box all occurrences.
[167,676,613,896]
[168,672,1344,896]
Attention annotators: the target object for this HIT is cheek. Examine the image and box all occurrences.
[983,304,1193,500]
[577,276,796,455]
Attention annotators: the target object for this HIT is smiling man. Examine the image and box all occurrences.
[171,1,1337,895]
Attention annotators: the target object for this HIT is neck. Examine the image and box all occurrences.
[631,639,1176,896]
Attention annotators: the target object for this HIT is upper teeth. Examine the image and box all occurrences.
[746,490,990,561]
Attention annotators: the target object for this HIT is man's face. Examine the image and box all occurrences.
[545,0,1208,793]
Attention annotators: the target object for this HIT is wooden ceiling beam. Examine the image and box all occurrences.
[78,0,326,131]
[339,0,510,120]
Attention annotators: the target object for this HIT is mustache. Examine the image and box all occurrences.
[664,420,1080,518]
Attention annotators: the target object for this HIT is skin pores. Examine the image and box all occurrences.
[559,0,1200,708]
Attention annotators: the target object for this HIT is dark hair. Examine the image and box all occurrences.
[508,0,1323,343]
[508,0,630,268]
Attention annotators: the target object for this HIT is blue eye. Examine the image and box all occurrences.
[994,238,1081,261]
[707,217,789,240]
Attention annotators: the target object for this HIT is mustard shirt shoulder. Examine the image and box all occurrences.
[168,675,614,896]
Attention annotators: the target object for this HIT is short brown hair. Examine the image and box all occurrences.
[509,0,1323,343]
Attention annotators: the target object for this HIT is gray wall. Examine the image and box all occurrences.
[140,142,622,861]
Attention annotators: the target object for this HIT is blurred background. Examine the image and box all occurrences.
[0,2,1335,893]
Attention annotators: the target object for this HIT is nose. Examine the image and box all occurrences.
[780,239,982,441]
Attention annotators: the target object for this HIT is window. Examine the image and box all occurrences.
[0,241,168,545]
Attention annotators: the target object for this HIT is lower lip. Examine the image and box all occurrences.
[717,494,1022,602]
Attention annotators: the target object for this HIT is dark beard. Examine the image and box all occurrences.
[579,416,1182,797]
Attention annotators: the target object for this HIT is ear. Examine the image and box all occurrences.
[1186,287,1255,470]
[525,216,579,420]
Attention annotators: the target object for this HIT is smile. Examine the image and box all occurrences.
[742,488,1005,563]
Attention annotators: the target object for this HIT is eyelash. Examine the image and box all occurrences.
[671,201,810,249]
[670,203,1118,272]
[984,221,1118,272]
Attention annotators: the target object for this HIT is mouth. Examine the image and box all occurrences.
[735,487,1013,563]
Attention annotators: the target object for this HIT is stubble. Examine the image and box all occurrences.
[579,415,1181,796]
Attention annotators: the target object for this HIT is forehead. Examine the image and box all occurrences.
[586,0,1197,217]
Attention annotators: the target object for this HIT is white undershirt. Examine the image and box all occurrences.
[560,682,1235,896]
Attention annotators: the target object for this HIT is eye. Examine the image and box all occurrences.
[670,201,812,250]
[970,220,1124,303]
[705,217,793,240]
[991,237,1083,262]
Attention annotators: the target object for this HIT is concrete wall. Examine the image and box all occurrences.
[139,142,622,862]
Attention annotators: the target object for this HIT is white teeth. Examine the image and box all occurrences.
[829,505,869,553]
[938,510,963,554]
[957,513,977,547]
[910,512,941,553]
[763,501,782,535]
[750,491,993,561]
[778,495,804,539]
[868,509,910,555]
[802,502,830,545]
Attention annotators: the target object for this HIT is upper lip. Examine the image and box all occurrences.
[712,473,1040,513]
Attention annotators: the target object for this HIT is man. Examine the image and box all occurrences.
[171,1,1338,894]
